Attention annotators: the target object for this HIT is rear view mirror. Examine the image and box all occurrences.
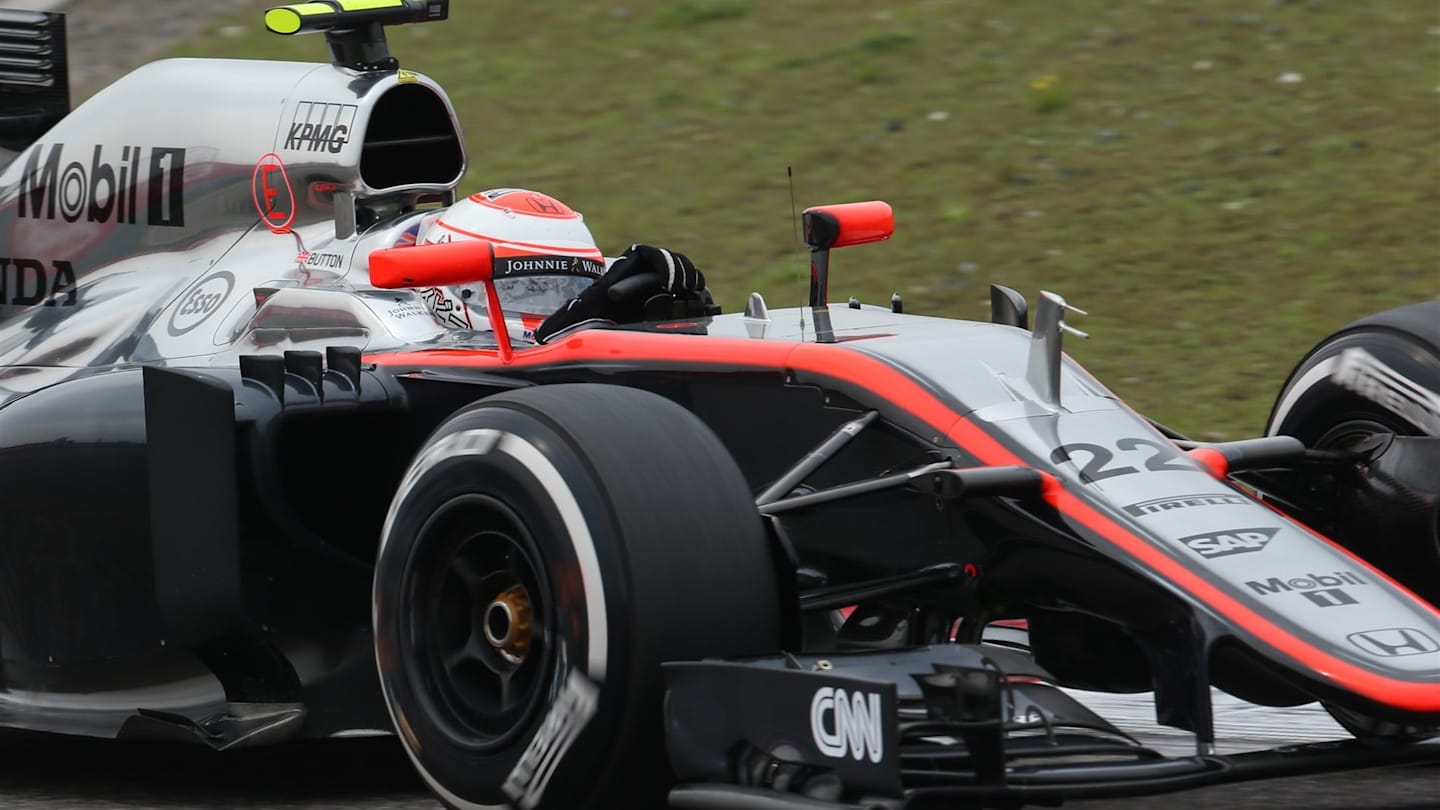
[368,239,516,363]
[369,239,494,289]
[799,200,895,343]
[803,200,894,251]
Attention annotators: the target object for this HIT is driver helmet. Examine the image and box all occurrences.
[413,188,605,340]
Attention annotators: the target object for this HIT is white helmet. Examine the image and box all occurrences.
[414,188,604,339]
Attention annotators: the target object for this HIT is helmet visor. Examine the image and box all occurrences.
[488,252,604,316]
[491,274,596,317]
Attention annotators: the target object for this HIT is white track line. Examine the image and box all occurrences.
[2,1,69,12]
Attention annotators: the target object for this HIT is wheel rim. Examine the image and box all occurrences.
[404,494,553,751]
[1313,417,1395,453]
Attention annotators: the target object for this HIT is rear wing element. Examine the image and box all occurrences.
[265,0,449,71]
[0,10,68,154]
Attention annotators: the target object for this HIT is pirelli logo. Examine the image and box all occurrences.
[285,102,358,154]
[1124,493,1249,518]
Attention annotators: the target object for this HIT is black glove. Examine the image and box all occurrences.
[534,244,705,343]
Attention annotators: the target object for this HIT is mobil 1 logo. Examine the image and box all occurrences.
[1246,571,1367,608]
[1179,527,1277,559]
[18,144,186,227]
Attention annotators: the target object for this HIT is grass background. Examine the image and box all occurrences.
[156,0,1438,438]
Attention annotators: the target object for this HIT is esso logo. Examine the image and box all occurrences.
[168,271,234,336]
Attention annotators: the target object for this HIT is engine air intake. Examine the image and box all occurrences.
[360,84,463,190]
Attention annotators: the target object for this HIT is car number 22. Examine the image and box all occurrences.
[1050,438,1191,484]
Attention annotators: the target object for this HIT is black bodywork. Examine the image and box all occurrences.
[1,5,1438,808]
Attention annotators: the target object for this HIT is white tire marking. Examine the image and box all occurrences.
[376,425,611,810]
[1267,356,1337,435]
[496,432,608,681]
[1331,347,1440,436]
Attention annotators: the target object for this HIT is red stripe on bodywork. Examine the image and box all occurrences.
[1039,482,1440,709]
[1254,491,1440,618]
[1188,445,1438,619]
[1187,446,1230,477]
[368,331,1440,710]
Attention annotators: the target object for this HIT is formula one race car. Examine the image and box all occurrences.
[1,4,1437,809]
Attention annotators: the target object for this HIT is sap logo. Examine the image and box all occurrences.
[1179,527,1277,559]
[0,258,76,307]
[1347,627,1440,658]
[811,686,884,763]
[1246,571,1365,608]
[502,669,598,810]
[1124,493,1249,518]
[284,102,357,154]
[18,143,186,227]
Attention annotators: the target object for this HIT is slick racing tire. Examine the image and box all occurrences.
[1267,302,1440,743]
[374,384,782,810]
[1267,301,1440,442]
[1265,301,1440,605]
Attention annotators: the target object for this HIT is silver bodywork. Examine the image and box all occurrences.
[0,49,1434,731]
[0,56,465,405]
[704,302,1440,687]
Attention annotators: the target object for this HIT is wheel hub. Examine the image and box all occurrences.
[483,584,533,664]
[404,496,554,750]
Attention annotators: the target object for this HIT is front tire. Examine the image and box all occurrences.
[1265,302,1440,606]
[1267,303,1440,742]
[1267,301,1440,442]
[374,384,781,809]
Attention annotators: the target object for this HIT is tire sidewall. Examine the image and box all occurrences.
[1267,327,1440,442]
[374,405,635,810]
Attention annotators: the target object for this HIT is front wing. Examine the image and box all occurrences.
[662,646,1440,809]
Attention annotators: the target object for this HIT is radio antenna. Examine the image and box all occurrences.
[788,166,806,340]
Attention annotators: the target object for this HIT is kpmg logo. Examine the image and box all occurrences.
[1346,627,1440,658]
[285,102,357,154]
[810,686,884,763]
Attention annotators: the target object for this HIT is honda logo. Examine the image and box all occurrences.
[1347,627,1440,658]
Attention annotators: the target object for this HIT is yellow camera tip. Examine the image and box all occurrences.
[265,8,303,35]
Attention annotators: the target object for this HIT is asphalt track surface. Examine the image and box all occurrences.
[2,1,1435,808]
[0,701,1435,809]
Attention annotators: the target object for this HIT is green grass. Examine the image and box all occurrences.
[159,1,1438,438]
